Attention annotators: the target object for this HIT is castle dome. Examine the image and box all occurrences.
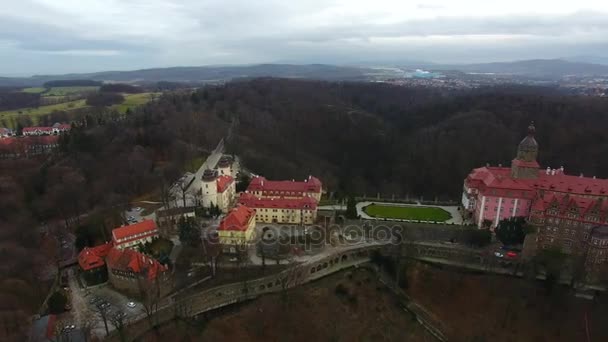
[518,122,538,150]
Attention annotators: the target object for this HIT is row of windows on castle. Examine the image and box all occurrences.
[114,231,157,243]
[256,208,313,213]
[543,227,608,247]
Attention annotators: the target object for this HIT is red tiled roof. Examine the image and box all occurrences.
[216,175,234,193]
[467,166,608,198]
[78,242,112,271]
[106,247,168,280]
[247,175,322,193]
[112,220,158,242]
[23,126,54,132]
[238,192,317,210]
[218,205,255,232]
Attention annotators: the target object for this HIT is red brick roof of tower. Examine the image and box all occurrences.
[78,242,113,271]
[218,205,255,232]
[112,220,158,244]
[238,192,317,210]
[216,175,234,193]
[247,175,322,194]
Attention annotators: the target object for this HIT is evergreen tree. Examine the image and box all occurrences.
[346,196,358,219]
[495,217,527,246]
[178,216,200,246]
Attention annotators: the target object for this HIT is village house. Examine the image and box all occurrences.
[77,221,173,294]
[0,135,59,159]
[238,192,318,224]
[156,206,196,234]
[112,220,160,250]
[77,242,112,285]
[0,127,13,137]
[105,247,172,296]
[247,175,323,202]
[217,205,256,253]
[22,123,71,136]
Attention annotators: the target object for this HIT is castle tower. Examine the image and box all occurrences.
[511,122,540,179]
[201,169,218,208]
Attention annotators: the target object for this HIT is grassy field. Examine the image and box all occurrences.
[363,203,452,221]
[21,87,47,93]
[0,99,88,121]
[110,92,159,113]
[0,92,159,126]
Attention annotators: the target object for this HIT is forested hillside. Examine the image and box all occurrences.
[194,79,608,199]
[4,79,608,339]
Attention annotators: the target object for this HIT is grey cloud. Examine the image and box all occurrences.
[1,1,608,74]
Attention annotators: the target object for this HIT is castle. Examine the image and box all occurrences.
[463,123,608,277]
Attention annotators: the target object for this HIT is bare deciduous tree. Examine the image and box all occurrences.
[108,310,129,342]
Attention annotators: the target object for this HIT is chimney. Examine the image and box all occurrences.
[580,173,584,178]
[593,176,596,179]
[486,163,490,167]
[498,163,502,167]
[546,167,551,175]
[560,166,564,174]
[551,169,556,176]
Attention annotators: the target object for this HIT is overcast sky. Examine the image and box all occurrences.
[2,0,608,75]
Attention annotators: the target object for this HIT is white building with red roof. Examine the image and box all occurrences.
[246,175,322,202]
[238,192,318,224]
[22,123,71,136]
[217,205,256,252]
[22,126,54,136]
[201,169,236,213]
[112,220,160,250]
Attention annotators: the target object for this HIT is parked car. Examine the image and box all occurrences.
[494,251,504,258]
[126,301,136,308]
[506,251,518,259]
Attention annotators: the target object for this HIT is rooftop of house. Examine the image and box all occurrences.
[218,205,255,232]
[156,206,196,218]
[23,126,54,132]
[106,247,168,280]
[238,192,318,210]
[247,175,322,193]
[77,242,113,271]
[112,220,158,242]
[217,175,235,193]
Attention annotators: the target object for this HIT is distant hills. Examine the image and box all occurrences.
[0,64,375,87]
[433,59,608,78]
[2,59,608,87]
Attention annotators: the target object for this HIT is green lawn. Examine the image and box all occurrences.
[22,87,47,93]
[363,204,452,222]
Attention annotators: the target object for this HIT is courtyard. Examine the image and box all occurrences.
[359,202,460,223]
